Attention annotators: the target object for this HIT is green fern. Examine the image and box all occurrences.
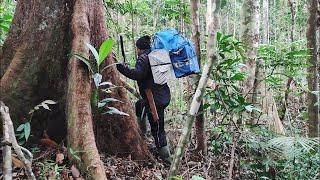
[265,136,319,159]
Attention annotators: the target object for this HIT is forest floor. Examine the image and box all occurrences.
[4,117,234,180]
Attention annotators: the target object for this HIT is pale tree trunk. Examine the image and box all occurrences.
[261,0,269,44]
[152,0,161,30]
[241,0,260,123]
[1,101,36,180]
[1,0,149,178]
[255,0,285,134]
[233,0,237,38]
[169,0,219,177]
[1,102,12,180]
[188,0,207,155]
[306,0,319,137]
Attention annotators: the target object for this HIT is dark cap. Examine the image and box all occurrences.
[136,35,151,50]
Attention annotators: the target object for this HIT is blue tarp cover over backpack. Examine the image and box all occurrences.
[150,28,200,78]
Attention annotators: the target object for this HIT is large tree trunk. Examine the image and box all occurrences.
[256,0,285,134]
[1,0,149,178]
[306,0,319,137]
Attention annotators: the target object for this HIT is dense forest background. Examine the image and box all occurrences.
[0,0,319,179]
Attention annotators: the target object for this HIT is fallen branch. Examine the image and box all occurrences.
[0,101,36,180]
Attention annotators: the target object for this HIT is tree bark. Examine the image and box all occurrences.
[254,0,284,134]
[1,102,12,180]
[1,101,35,180]
[261,0,269,44]
[189,0,207,155]
[1,0,149,178]
[306,0,319,137]
[169,0,219,177]
[281,0,297,120]
[241,0,260,123]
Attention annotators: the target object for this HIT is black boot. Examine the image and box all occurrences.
[137,116,147,136]
[158,146,172,164]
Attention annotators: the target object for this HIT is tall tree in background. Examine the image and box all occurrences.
[255,0,285,134]
[189,0,207,155]
[306,0,319,137]
[0,0,149,178]
[282,0,297,120]
[261,0,269,44]
[240,0,260,122]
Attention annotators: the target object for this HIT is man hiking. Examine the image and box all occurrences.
[116,35,171,164]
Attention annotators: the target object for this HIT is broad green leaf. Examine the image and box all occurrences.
[92,73,102,88]
[74,54,93,73]
[18,132,25,139]
[42,100,57,105]
[245,105,254,112]
[3,15,12,20]
[24,122,31,141]
[103,107,129,116]
[98,102,106,108]
[216,32,222,42]
[0,24,9,32]
[86,43,99,65]
[98,39,113,66]
[17,124,25,132]
[245,105,261,113]
[231,72,246,81]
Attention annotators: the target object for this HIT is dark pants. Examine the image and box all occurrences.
[135,99,168,148]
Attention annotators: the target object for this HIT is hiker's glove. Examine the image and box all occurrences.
[116,63,128,72]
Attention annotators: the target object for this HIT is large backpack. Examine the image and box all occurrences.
[148,28,200,84]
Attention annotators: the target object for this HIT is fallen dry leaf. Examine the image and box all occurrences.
[56,153,64,164]
[39,138,59,148]
[12,155,24,168]
[71,165,80,178]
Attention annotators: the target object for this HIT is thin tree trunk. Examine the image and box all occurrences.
[262,0,269,44]
[1,102,12,180]
[281,0,297,120]
[241,0,260,123]
[169,0,219,177]
[306,0,319,137]
[1,101,36,180]
[189,0,207,155]
[152,0,161,30]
